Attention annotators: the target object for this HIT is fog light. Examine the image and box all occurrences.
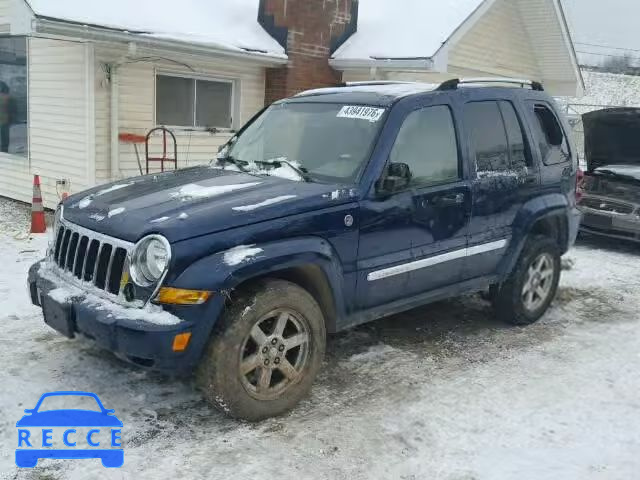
[172,332,192,352]
[156,287,212,305]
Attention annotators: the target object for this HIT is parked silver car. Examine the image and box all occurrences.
[579,109,640,242]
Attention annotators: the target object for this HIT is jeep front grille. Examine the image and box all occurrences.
[52,220,133,297]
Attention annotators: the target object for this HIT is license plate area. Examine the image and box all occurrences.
[42,295,75,338]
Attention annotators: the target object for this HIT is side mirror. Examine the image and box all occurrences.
[377,162,412,194]
[24,409,34,414]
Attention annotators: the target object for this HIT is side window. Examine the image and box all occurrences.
[464,102,510,173]
[528,102,570,165]
[499,101,531,170]
[389,105,460,188]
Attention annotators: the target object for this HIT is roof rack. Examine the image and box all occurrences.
[437,77,544,91]
[340,81,416,87]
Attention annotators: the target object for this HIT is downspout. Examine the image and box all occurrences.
[109,64,119,181]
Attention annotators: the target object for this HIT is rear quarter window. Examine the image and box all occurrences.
[527,102,570,166]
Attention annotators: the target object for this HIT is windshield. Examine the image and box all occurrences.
[222,102,385,183]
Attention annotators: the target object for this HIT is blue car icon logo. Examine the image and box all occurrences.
[16,391,123,468]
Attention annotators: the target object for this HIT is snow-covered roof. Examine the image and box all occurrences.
[558,70,640,117]
[26,0,286,61]
[332,0,485,65]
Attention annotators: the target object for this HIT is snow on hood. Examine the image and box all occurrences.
[62,166,356,243]
[223,245,263,266]
[27,0,286,59]
[332,0,483,62]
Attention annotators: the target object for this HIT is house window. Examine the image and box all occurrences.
[155,74,233,129]
[0,36,28,157]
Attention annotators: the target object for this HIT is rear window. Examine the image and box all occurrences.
[528,102,570,165]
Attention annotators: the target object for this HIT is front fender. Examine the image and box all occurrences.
[170,236,347,325]
[498,194,572,278]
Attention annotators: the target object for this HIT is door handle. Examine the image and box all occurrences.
[435,193,465,206]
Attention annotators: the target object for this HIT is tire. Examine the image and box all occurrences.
[196,279,326,421]
[493,235,561,326]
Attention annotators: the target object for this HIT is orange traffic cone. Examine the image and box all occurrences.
[30,175,47,234]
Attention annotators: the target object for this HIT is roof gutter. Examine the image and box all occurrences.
[329,57,436,72]
[33,17,289,66]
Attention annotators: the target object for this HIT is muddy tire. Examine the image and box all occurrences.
[196,279,326,421]
[493,235,561,326]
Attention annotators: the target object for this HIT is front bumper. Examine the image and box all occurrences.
[28,261,224,373]
[579,207,640,243]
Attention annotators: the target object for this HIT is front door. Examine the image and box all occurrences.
[357,103,471,309]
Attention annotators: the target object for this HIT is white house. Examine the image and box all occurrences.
[331,0,583,97]
[0,0,583,209]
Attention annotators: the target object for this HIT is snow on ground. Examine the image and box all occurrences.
[1,197,639,479]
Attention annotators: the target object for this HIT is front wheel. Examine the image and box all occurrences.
[196,279,326,421]
[493,236,561,326]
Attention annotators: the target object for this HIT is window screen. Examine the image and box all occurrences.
[464,102,510,173]
[156,75,233,128]
[528,102,570,165]
[389,105,460,187]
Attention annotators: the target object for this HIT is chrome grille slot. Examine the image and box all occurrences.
[51,220,134,300]
[580,197,634,215]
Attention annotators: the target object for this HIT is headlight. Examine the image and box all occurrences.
[130,235,171,287]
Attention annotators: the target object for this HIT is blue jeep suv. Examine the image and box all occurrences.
[29,78,581,420]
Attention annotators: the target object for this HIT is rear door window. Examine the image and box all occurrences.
[499,101,531,170]
[528,102,570,165]
[464,101,532,176]
[464,101,510,174]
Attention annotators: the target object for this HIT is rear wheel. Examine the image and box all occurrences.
[196,279,326,421]
[493,236,561,326]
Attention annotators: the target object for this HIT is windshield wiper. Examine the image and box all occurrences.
[254,159,312,182]
[215,154,250,173]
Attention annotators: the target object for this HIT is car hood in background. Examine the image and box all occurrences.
[583,108,640,171]
[62,166,357,243]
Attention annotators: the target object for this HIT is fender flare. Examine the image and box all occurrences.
[497,194,570,278]
[171,236,346,330]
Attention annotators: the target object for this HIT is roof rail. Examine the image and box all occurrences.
[340,81,416,87]
[437,77,544,91]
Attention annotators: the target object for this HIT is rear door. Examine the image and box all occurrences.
[357,101,471,309]
[463,98,539,279]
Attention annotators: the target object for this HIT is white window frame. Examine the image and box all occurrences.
[154,70,238,131]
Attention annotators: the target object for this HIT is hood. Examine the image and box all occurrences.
[62,166,357,243]
[583,108,640,171]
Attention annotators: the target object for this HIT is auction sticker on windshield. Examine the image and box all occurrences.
[337,106,385,123]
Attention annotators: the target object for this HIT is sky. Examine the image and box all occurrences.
[562,0,640,67]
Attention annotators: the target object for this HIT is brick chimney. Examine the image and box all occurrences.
[258,0,358,105]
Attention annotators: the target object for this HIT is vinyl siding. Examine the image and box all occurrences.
[94,45,266,182]
[449,0,540,80]
[0,37,92,209]
[517,0,579,94]
[29,38,92,208]
[0,0,10,32]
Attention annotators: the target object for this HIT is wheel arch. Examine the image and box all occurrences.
[498,194,571,278]
[170,237,346,333]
